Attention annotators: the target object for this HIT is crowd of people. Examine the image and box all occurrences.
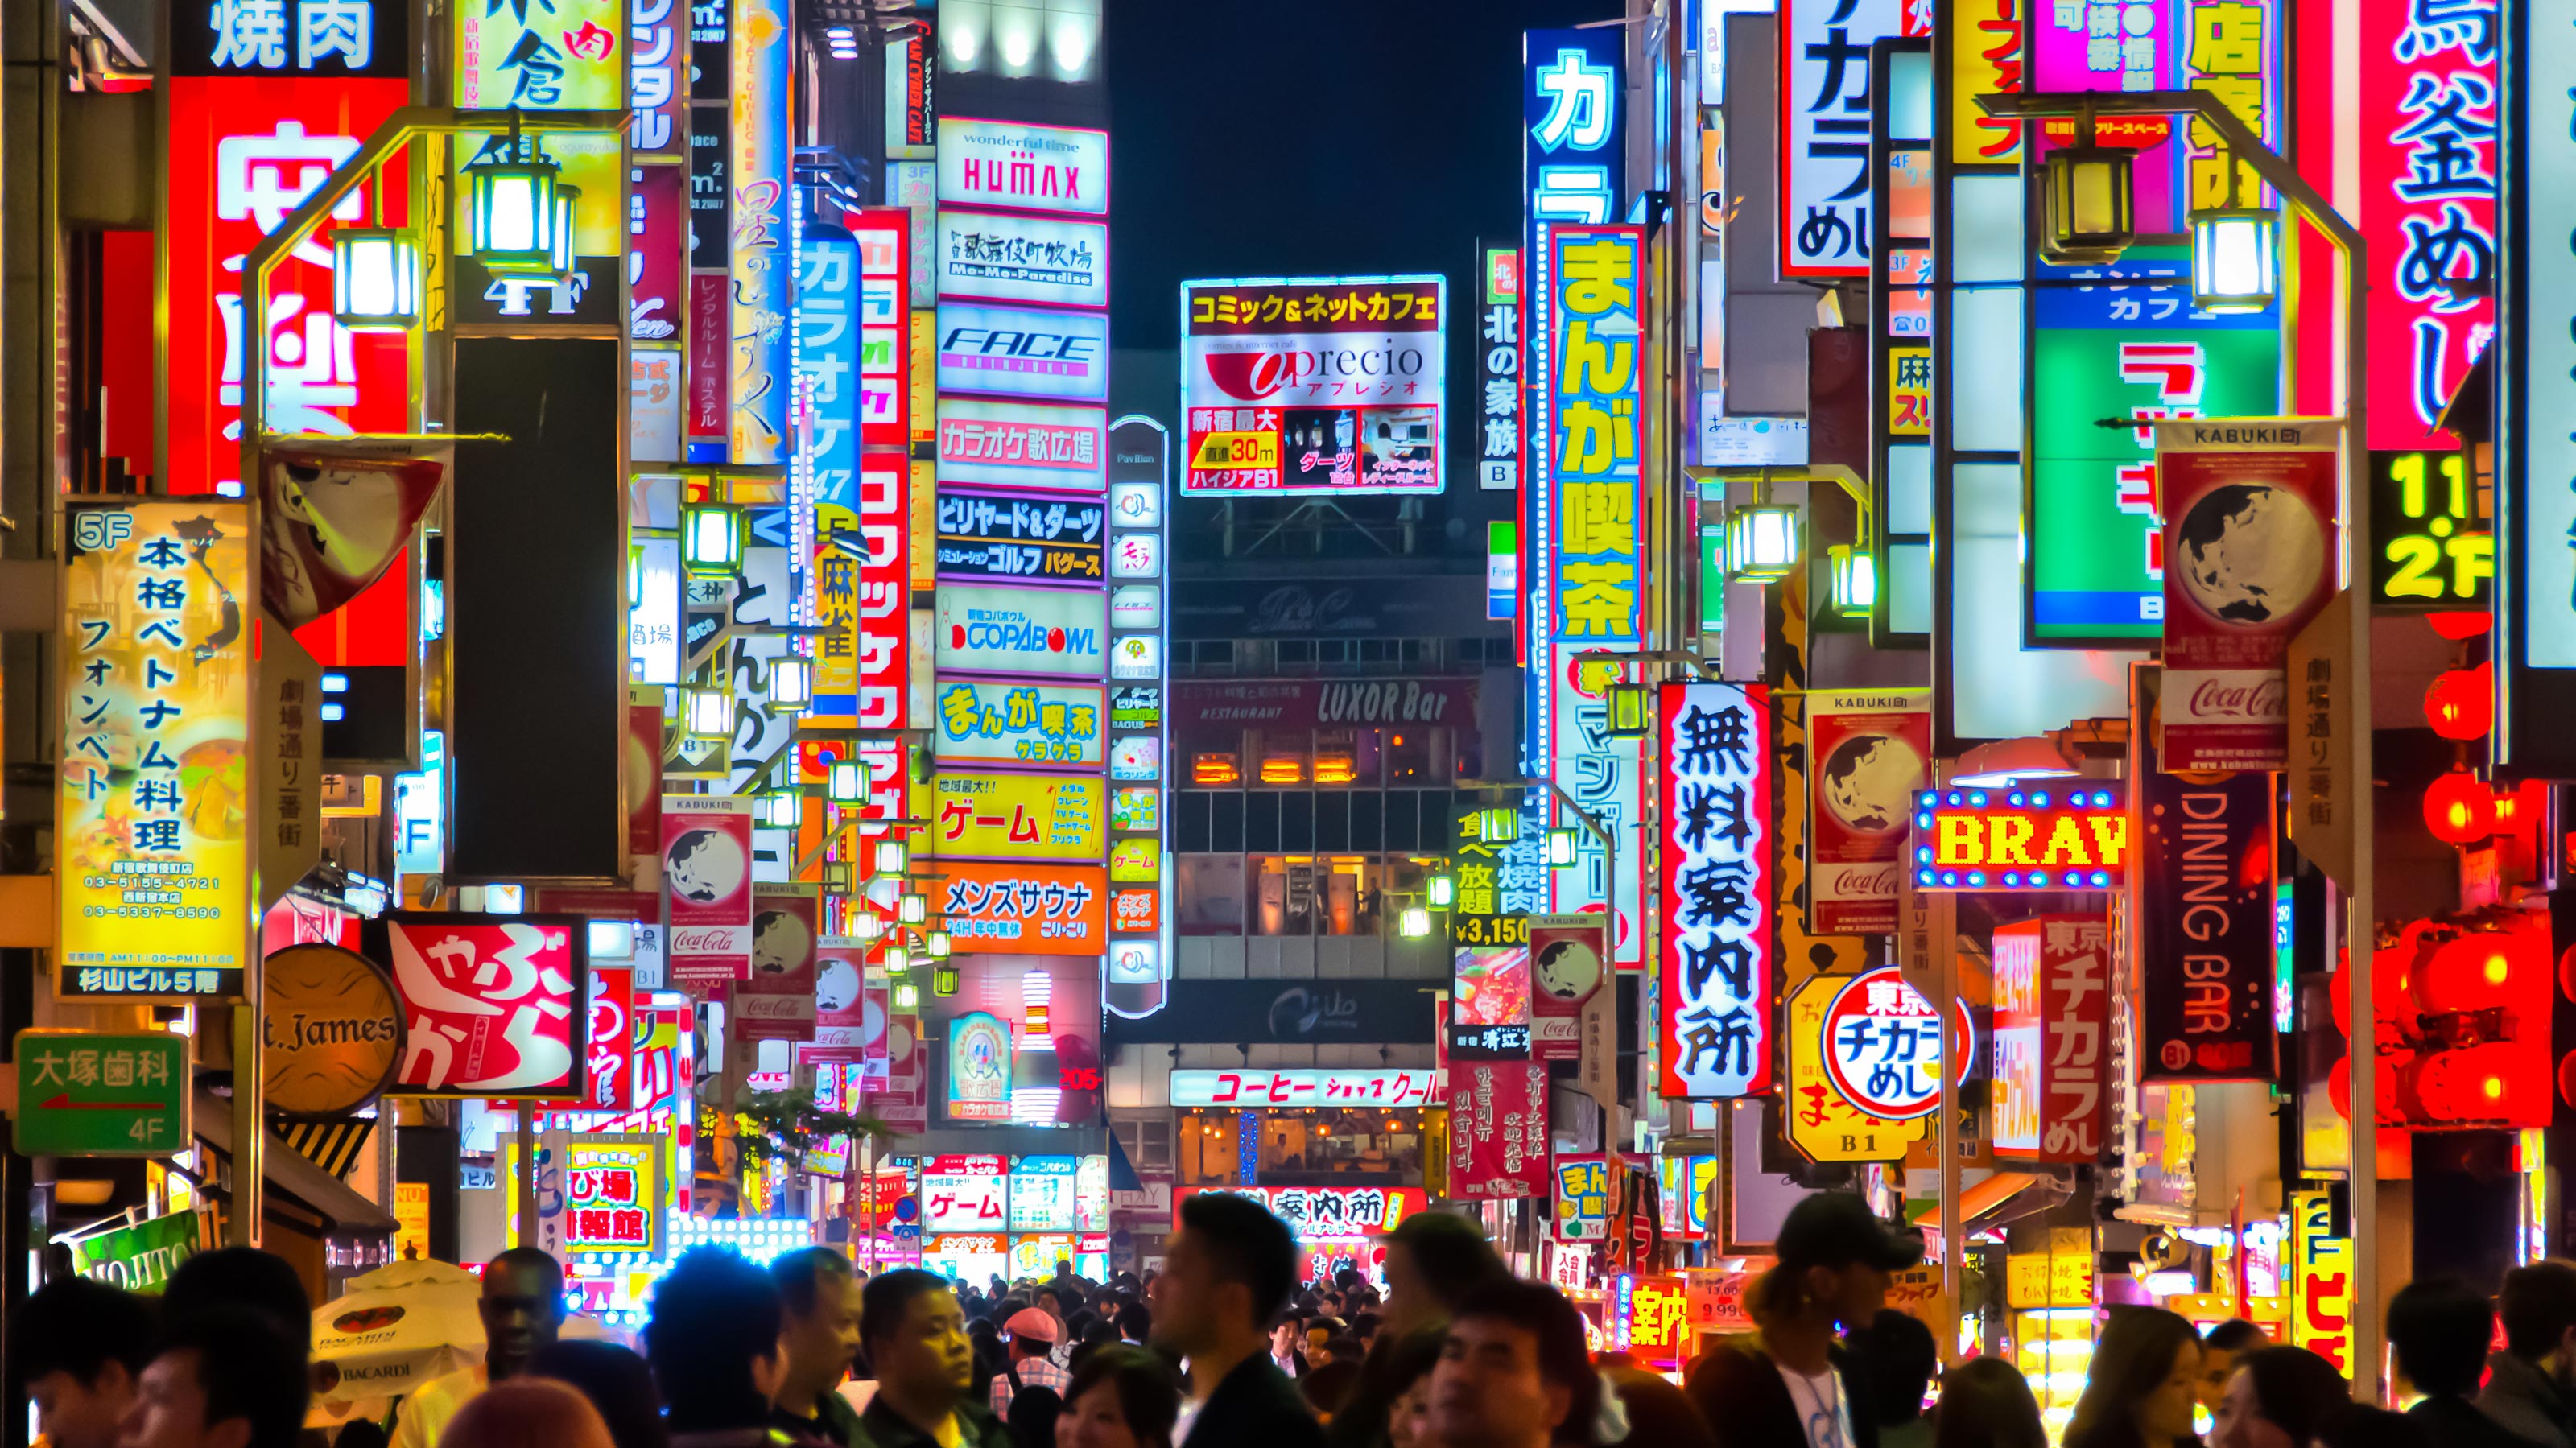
[26,1193,2576,1448]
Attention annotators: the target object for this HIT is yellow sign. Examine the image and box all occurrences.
[1887,345,1931,438]
[1191,431,1281,471]
[394,1182,432,1261]
[2004,1227,2096,1307]
[1948,0,2025,166]
[1109,837,1158,882]
[2290,1190,2354,1377]
[1782,973,1927,1161]
[456,0,627,111]
[928,772,1105,860]
[59,501,253,1000]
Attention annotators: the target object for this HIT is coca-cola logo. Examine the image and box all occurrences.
[1821,864,1901,897]
[669,927,741,952]
[2186,676,2287,719]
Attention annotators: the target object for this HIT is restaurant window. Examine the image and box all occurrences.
[1384,728,1447,784]
[1177,854,1245,935]
[1249,855,1380,936]
[1253,728,1308,787]
[1179,1112,1250,1186]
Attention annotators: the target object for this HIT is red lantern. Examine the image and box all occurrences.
[2424,768,2496,844]
[2423,665,2495,741]
[2414,929,2517,1014]
[2405,1043,2539,1124]
[2427,610,2493,641]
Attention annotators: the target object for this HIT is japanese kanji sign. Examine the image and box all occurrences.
[12,1031,190,1157]
[935,207,1109,311]
[936,398,1111,493]
[1178,1186,1427,1241]
[1990,915,2109,1162]
[456,0,625,109]
[2354,0,2488,452]
[1447,1062,1550,1199]
[60,501,253,1000]
[935,490,1106,584]
[1818,966,1950,1120]
[934,679,1107,766]
[1781,0,1903,275]
[936,860,1109,954]
[811,453,910,730]
[1784,975,1925,1161]
[1009,1155,1080,1231]
[1657,682,1773,1099]
[927,770,1105,861]
[922,1153,1009,1233]
[380,914,588,1098]
[1616,1274,1694,1368]
[584,965,633,1112]
[934,583,1106,679]
[1479,249,1520,491]
[1554,1154,1610,1240]
[559,1137,662,1257]
[1547,227,1643,647]
[179,0,407,76]
[1179,276,1446,496]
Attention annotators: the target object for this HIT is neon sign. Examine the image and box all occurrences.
[1909,785,2129,889]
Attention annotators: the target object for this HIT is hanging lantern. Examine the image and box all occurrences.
[848,910,884,942]
[1545,828,1579,868]
[828,758,872,805]
[1828,544,1877,618]
[883,944,910,973]
[682,685,733,741]
[2423,766,2495,844]
[893,980,920,1011]
[681,501,745,576]
[2423,665,2493,741]
[2413,928,2518,1016]
[933,962,960,996]
[925,930,952,959]
[549,185,580,278]
[1426,873,1456,909]
[1476,807,1521,844]
[1398,906,1433,939]
[2040,113,2135,265]
[331,227,422,331]
[1603,683,1651,738]
[875,838,909,877]
[463,122,564,275]
[2189,204,2278,314]
[898,893,929,926]
[768,655,814,713]
[754,791,799,829]
[1724,501,1802,584]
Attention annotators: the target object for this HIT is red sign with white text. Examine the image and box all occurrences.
[1990,916,2109,1161]
[382,914,588,1097]
[585,966,634,1111]
[630,163,687,342]
[855,453,910,729]
[1447,1061,1550,1199]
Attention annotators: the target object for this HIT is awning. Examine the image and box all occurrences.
[192,1092,399,1235]
[1909,1169,2076,1247]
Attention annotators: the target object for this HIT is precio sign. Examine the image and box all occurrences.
[935,303,1111,403]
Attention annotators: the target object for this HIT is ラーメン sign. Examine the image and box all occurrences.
[1179,275,1447,496]
[1909,785,2131,890]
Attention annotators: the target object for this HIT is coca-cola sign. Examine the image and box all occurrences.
[1174,677,1477,734]
[2180,674,2288,721]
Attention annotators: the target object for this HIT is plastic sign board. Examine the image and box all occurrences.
[1817,967,1948,1122]
[935,118,1109,217]
[2289,1190,2354,1376]
[935,208,1108,310]
[12,1031,191,1157]
[935,583,1107,678]
[1657,683,1773,1098]
[1009,1155,1080,1231]
[935,303,1112,403]
[933,679,1106,765]
[935,398,1110,493]
[922,1154,1009,1232]
[935,490,1105,584]
[2368,448,2492,610]
[1175,1186,1427,1241]
[1168,1068,1445,1110]
[1990,916,2110,1161]
[1909,784,2131,890]
[380,914,590,1098]
[1780,0,1904,275]
[1546,228,1645,646]
[934,860,1108,955]
[1179,275,1447,496]
[927,771,1106,860]
[1806,691,1932,934]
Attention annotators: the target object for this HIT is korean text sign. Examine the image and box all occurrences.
[1179,276,1446,496]
[1657,683,1773,1098]
[1990,916,2109,1161]
[381,914,588,1097]
[1548,229,1644,648]
[59,501,254,997]
[1447,1062,1550,1199]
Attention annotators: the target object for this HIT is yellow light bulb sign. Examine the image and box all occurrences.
[2370,448,2492,608]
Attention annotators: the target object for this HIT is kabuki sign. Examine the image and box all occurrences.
[1991,916,2110,1161]
[1910,785,2132,891]
[379,914,588,1098]
[1657,683,1774,1099]
[1781,0,1905,276]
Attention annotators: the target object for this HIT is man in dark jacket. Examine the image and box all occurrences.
[1684,1192,1924,1448]
[772,1248,870,1448]
[858,1269,1018,1448]
[1150,1192,1326,1448]
[1424,1279,1597,1448]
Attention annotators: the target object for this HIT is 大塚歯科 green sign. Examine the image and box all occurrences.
[12,1029,190,1157]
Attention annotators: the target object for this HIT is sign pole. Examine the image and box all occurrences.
[516,1105,539,1247]
[1933,889,1962,1363]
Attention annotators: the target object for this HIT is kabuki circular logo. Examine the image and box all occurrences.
[1818,730,1926,835]
[664,826,748,906]
[2172,483,2328,628]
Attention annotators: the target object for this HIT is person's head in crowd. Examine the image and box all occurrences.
[1304,1316,1347,1363]
[1382,1213,1508,1338]
[1056,1347,1181,1448]
[159,1248,312,1354]
[1321,1337,1364,1371]
[1352,1311,1382,1349]
[862,1269,976,1422]
[1269,1311,1306,1366]
[1426,1279,1598,1448]
[1150,1192,1300,1362]
[1009,1388,1065,1448]
[2198,1320,2270,1415]
[1071,1319,1121,1376]
[1064,1310,1102,1345]
[527,1340,667,1448]
[473,1248,569,1383]
[1379,1330,1447,1448]
[1601,1367,1717,1448]
[642,1246,789,1431]
[770,1248,861,1411]
[118,1308,307,1448]
[1744,1192,1920,1338]
[17,1277,157,1448]
[2499,1260,2576,1376]
[2066,1305,2202,1448]
[1056,1286,1086,1320]
[2310,1403,2433,1448]
[2208,1344,2350,1448]
[1008,1307,1063,1361]
[1300,1362,1362,1422]
[1845,1310,1939,1431]
[1932,1358,2049,1448]
[2387,1277,2493,1402]
[438,1380,615,1448]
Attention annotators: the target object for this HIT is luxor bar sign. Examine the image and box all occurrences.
[1910,786,2131,891]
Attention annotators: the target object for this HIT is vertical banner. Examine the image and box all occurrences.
[1804,690,1931,934]
[59,501,254,999]
[1547,225,1645,648]
[728,0,791,464]
[1479,249,1521,491]
[852,453,911,729]
[733,884,818,1039]
[1781,0,1905,276]
[632,164,688,341]
[1447,1061,1550,1200]
[2289,1190,2354,1376]
[1990,916,2110,1161]
[800,940,870,1063]
[630,0,684,154]
[1529,914,1606,1063]
[586,966,634,1111]
[661,795,754,984]
[854,209,913,449]
[2132,669,2276,1083]
[879,1013,930,1132]
[2153,419,2342,770]
[2357,0,2492,450]
[1657,682,1774,1099]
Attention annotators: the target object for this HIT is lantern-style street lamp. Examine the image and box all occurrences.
[462,119,564,275]
[332,227,421,331]
[2040,110,2135,265]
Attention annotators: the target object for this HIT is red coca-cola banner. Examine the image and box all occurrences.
[733,885,819,1041]
[1447,1061,1550,1199]
[661,794,753,984]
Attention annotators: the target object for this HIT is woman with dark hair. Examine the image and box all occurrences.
[1601,1367,1717,1448]
[1932,1359,2048,1448]
[1329,1213,1508,1448]
[2208,1345,2350,1448]
[527,1340,669,1448]
[1055,1347,1182,1448]
[2064,1306,2203,1448]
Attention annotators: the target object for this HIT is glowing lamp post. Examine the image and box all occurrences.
[331,228,421,331]
[463,122,565,275]
[2040,114,2135,265]
[2190,205,2278,314]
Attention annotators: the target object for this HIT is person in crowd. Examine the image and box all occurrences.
[1422,1279,1597,1448]
[1351,1314,1382,1355]
[2194,1322,2265,1422]
[2483,1261,2576,1448]
[642,1247,803,1448]
[160,1248,311,1355]
[1060,1313,1104,1369]
[1273,1313,1312,1378]
[1071,1320,1124,1378]
[1685,1191,1921,1448]
[440,1381,617,1448]
[860,1269,1017,1448]
[2063,1305,2202,1448]
[1321,1339,1365,1373]
[997,1308,1075,1417]
[18,1277,157,1448]
[1307,1318,1349,1367]
[2387,1276,2530,1448]
[1334,1213,1509,1448]
[118,1308,307,1448]
[2208,1345,2348,1448]
[528,1340,668,1448]
[1844,1310,1939,1448]
[1117,1304,1154,1348]
[1374,1336,1446,1448]
[394,1248,567,1448]
[772,1248,869,1448]
[1011,1389,1067,1448]
[2313,1405,2432,1448]
[1058,1347,1183,1448]
[1602,1368,1716,1448]
[1302,1363,1363,1423]
[1148,1191,1323,1448]
[1929,1359,2047,1448]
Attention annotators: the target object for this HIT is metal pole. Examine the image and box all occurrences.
[515,1104,537,1247]
[1932,890,1962,1362]
[1976,88,2376,1398]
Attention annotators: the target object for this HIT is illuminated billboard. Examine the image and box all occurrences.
[934,583,1107,678]
[935,303,1112,403]
[1909,785,2130,890]
[935,208,1109,311]
[1179,276,1447,496]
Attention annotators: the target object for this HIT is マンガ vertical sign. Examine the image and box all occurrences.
[59,501,254,999]
[1657,683,1773,1099]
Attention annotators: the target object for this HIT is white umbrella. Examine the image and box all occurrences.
[305,1259,613,1430]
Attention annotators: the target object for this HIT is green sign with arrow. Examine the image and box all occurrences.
[12,1029,190,1157]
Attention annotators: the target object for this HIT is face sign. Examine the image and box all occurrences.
[815,959,861,1013]
[666,827,746,906]
[1427,1317,1568,1448]
[751,909,812,976]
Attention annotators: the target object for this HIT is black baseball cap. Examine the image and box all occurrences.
[1775,1192,1925,1273]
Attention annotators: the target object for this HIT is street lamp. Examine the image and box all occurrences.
[874,838,909,877]
[1603,682,1652,738]
[754,791,799,829]
[1724,485,1802,584]
[883,944,910,972]
[848,910,884,942]
[682,501,745,576]
[1426,873,1456,909]
[898,893,928,926]
[462,119,564,274]
[1475,807,1521,844]
[925,930,952,959]
[1830,544,1877,617]
[331,227,421,331]
[768,655,813,713]
[2040,110,2135,264]
[682,684,733,741]
[2190,201,2279,314]
[828,758,872,805]
[1545,828,1579,868]
[933,961,960,996]
[1398,906,1433,939]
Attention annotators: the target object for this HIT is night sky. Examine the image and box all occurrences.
[1105,0,1624,353]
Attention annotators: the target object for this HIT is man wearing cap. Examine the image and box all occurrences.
[1684,1192,1924,1448]
[989,1306,1072,1416]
